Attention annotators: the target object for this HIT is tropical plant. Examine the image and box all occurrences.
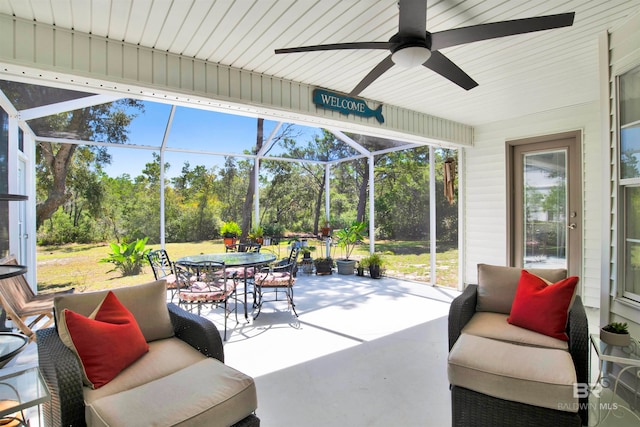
[602,322,629,334]
[248,225,264,240]
[361,252,384,268]
[99,237,150,276]
[220,221,241,238]
[334,221,366,260]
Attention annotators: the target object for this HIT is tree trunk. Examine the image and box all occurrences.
[36,142,76,229]
[241,118,264,240]
[312,169,326,235]
[356,158,369,223]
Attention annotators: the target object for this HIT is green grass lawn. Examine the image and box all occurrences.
[36,240,458,293]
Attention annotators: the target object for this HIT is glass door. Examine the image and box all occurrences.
[510,132,581,276]
[522,150,568,269]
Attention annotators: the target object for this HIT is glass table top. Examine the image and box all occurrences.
[177,252,276,267]
[590,333,640,366]
[0,367,50,419]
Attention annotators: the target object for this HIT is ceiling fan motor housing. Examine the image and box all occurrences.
[390,34,432,67]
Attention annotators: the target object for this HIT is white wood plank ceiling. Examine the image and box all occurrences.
[0,0,638,126]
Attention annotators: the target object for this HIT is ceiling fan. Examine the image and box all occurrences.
[275,0,575,96]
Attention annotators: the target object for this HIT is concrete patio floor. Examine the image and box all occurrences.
[202,272,459,426]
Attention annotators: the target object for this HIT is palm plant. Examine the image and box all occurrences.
[334,221,366,260]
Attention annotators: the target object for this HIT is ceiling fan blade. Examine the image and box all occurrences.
[423,51,478,90]
[398,0,427,38]
[350,55,395,96]
[275,41,391,54]
[430,12,575,50]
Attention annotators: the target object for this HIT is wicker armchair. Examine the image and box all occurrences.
[448,283,588,427]
[37,302,259,427]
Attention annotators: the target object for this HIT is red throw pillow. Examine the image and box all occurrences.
[507,270,579,341]
[62,291,149,389]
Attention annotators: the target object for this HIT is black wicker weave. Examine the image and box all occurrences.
[36,302,259,427]
[448,285,588,427]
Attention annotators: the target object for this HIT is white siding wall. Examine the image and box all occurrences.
[606,10,640,334]
[463,102,602,308]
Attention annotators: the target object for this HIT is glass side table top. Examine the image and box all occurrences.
[0,333,28,368]
[0,367,50,419]
[590,333,640,366]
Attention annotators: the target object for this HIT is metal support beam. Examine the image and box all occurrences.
[19,95,120,120]
[325,163,331,259]
[429,146,437,286]
[159,106,176,248]
[369,154,375,253]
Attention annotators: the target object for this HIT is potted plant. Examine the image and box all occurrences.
[356,259,366,276]
[300,246,315,259]
[221,221,241,246]
[314,257,334,275]
[334,221,366,275]
[361,252,384,279]
[249,225,264,244]
[600,322,631,346]
[321,221,332,237]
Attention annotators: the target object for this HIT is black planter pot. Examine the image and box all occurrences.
[315,262,333,275]
[356,267,365,277]
[369,265,381,279]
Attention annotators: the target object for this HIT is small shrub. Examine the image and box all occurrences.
[99,237,151,276]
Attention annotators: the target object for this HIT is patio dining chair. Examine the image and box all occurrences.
[253,246,300,319]
[0,256,74,340]
[175,261,239,341]
[147,249,185,302]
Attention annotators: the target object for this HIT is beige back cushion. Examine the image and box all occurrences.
[54,279,174,342]
[476,264,567,314]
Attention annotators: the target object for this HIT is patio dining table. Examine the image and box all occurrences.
[175,252,277,320]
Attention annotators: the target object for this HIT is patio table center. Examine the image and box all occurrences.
[176,252,277,319]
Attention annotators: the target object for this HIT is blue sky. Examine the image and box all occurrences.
[102,100,322,179]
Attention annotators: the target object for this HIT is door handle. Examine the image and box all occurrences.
[567,223,577,230]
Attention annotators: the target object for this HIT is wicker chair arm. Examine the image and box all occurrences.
[36,327,87,427]
[168,302,224,363]
[566,295,589,425]
[448,284,478,351]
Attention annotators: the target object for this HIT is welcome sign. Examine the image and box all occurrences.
[312,89,384,124]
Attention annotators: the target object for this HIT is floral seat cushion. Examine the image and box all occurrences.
[226,267,255,279]
[179,281,236,302]
[255,271,294,287]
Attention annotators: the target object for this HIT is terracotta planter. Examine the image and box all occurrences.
[223,236,237,247]
[321,227,331,237]
[600,328,631,347]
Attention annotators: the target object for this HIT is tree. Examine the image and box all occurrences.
[31,99,144,228]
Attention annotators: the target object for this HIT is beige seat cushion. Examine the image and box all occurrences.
[448,333,577,412]
[476,264,567,314]
[462,312,568,350]
[84,338,207,403]
[54,279,174,342]
[86,358,257,427]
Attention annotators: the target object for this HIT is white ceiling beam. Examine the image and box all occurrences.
[19,94,121,120]
[257,122,283,157]
[325,128,371,156]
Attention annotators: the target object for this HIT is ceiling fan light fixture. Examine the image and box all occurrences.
[391,46,431,67]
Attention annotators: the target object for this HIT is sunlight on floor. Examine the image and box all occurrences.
[196,274,457,379]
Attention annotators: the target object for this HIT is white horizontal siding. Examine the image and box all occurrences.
[0,14,473,148]
[606,10,640,335]
[464,102,602,307]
